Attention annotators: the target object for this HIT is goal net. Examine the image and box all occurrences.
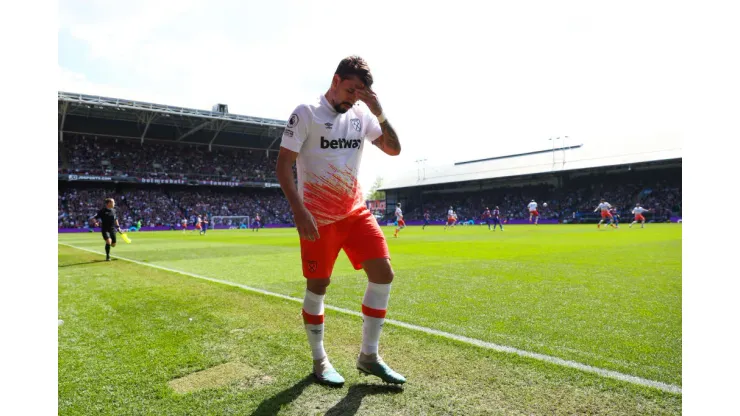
[211,216,251,230]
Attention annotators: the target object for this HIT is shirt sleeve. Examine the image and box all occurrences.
[365,111,383,143]
[280,105,310,153]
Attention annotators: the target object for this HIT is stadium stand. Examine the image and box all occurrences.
[58,92,681,230]
[58,185,290,229]
[58,135,279,182]
[380,161,681,224]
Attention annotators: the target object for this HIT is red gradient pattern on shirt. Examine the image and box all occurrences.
[303,164,364,227]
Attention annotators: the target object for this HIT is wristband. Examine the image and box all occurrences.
[377,112,386,123]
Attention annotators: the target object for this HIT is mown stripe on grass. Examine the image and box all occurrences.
[59,243,682,395]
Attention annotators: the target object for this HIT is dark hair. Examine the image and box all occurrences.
[335,56,373,88]
[105,198,114,205]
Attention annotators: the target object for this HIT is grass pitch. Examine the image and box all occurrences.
[58,224,681,415]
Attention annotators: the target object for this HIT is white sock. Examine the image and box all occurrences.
[361,282,392,355]
[303,290,326,360]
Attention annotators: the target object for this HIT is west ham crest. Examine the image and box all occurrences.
[350,118,362,132]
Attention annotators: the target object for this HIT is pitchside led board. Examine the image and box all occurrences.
[366,200,386,211]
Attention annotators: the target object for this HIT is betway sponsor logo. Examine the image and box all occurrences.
[320,136,361,149]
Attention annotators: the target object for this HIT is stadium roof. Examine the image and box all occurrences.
[58,92,287,150]
[379,138,682,191]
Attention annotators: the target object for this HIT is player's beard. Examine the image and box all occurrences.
[333,102,353,114]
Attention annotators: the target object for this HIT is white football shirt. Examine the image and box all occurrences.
[280,95,382,227]
[597,202,612,211]
[395,206,403,220]
[632,207,648,214]
[448,209,454,218]
[528,202,538,211]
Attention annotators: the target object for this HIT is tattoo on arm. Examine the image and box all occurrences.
[375,120,401,155]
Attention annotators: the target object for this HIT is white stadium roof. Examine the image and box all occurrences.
[380,137,682,191]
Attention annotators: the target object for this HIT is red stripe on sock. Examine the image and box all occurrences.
[302,309,324,324]
[362,304,387,319]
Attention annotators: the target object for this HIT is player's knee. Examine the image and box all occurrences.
[363,258,394,284]
[306,278,331,295]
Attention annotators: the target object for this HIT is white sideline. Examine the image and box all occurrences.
[59,243,682,395]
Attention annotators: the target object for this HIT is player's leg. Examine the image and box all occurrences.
[107,231,117,260]
[300,226,344,386]
[304,278,335,383]
[354,258,405,384]
[344,211,405,384]
[102,232,112,260]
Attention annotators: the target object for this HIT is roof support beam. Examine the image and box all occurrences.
[59,102,69,142]
[266,126,283,152]
[208,121,230,151]
[177,121,212,142]
[138,113,158,144]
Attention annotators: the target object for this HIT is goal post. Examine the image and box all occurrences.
[211,216,251,230]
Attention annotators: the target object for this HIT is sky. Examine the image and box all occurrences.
[58,0,693,192]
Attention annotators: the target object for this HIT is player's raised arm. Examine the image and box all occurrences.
[358,88,401,156]
[373,118,401,156]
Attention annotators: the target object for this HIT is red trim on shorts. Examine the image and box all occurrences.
[362,304,387,319]
[302,309,324,324]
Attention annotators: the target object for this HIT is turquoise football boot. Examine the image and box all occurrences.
[356,353,406,384]
[313,357,345,387]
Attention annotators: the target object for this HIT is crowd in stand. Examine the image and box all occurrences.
[58,186,291,229]
[57,136,681,228]
[59,136,278,182]
[394,178,681,223]
[58,178,681,229]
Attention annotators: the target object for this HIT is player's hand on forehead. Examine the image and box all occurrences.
[356,85,375,100]
[357,85,383,116]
